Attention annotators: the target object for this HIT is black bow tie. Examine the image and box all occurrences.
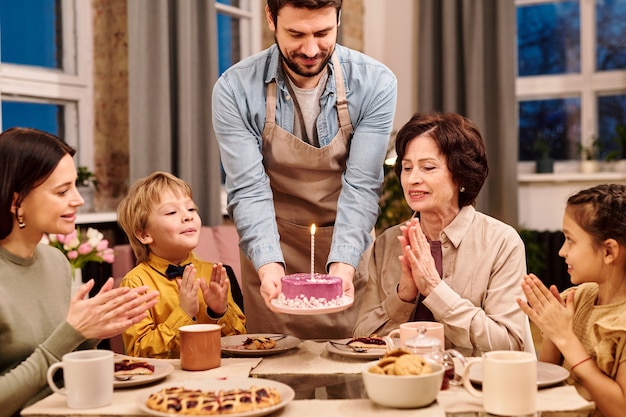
[165,263,190,279]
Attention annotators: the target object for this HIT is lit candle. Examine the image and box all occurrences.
[310,224,316,279]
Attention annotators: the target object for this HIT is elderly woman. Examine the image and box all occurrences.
[353,112,534,356]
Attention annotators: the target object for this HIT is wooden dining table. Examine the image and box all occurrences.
[21,340,596,417]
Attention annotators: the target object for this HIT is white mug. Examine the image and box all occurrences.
[386,321,445,349]
[463,350,537,416]
[47,350,114,409]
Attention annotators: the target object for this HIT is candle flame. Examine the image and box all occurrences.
[311,224,316,235]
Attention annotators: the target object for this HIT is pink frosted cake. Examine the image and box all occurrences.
[277,273,343,308]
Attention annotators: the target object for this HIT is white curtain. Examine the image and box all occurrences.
[127,0,222,226]
[418,0,519,226]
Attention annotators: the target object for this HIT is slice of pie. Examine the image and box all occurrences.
[114,358,155,376]
[242,336,277,350]
[346,336,387,350]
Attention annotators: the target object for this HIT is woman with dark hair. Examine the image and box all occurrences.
[0,127,159,416]
[354,113,534,356]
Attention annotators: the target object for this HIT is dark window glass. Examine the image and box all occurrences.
[517,1,580,76]
[1,101,62,137]
[596,0,626,71]
[518,98,581,161]
[0,0,61,69]
[598,94,626,159]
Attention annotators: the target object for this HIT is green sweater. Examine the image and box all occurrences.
[0,244,93,417]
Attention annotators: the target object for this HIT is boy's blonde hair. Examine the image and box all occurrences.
[117,171,194,263]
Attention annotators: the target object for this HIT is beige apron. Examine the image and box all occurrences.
[241,54,370,339]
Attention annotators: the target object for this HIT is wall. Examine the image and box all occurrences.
[92,0,130,212]
[518,172,626,231]
[362,0,417,134]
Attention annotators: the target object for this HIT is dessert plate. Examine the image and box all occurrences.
[466,360,570,389]
[326,338,387,359]
[113,355,174,388]
[221,334,301,357]
[137,377,295,417]
[270,295,354,315]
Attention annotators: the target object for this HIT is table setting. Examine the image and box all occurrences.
[22,334,597,417]
[21,283,595,417]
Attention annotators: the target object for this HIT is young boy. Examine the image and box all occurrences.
[117,171,246,358]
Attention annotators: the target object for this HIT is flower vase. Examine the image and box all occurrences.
[71,267,83,296]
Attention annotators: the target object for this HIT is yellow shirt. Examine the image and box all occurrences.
[120,252,246,358]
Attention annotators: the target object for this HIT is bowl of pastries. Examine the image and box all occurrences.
[362,348,444,408]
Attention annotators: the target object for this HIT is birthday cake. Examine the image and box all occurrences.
[277,273,343,308]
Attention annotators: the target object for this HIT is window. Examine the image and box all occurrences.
[0,0,93,167]
[215,0,261,190]
[516,0,626,164]
[216,0,262,75]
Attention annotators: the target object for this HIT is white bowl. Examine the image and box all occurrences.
[362,359,444,408]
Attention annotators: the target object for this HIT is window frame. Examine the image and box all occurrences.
[0,0,93,167]
[215,0,262,63]
[515,0,626,164]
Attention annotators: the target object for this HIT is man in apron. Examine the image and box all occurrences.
[212,0,397,340]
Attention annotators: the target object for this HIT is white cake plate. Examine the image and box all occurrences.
[270,296,354,315]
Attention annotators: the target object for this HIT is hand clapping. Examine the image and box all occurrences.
[199,262,229,316]
[66,278,159,340]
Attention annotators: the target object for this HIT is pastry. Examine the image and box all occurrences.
[219,387,280,414]
[146,387,219,415]
[346,336,387,350]
[145,386,281,415]
[368,349,433,376]
[242,336,277,350]
[114,358,155,376]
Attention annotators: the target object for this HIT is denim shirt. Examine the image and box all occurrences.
[212,44,397,270]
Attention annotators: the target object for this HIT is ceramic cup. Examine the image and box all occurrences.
[387,321,445,349]
[462,350,537,416]
[180,323,222,371]
[47,350,114,409]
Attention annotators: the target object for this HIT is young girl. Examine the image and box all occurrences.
[518,183,626,417]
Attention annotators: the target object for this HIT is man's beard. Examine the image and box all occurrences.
[276,37,334,78]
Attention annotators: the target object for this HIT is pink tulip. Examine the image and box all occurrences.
[101,251,115,263]
[96,239,109,251]
[59,230,77,244]
[78,243,93,255]
[67,250,78,260]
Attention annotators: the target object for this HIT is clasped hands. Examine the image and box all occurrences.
[177,263,230,319]
[397,218,442,303]
[517,273,575,349]
[258,261,355,311]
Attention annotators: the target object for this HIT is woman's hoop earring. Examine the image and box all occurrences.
[18,215,26,229]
